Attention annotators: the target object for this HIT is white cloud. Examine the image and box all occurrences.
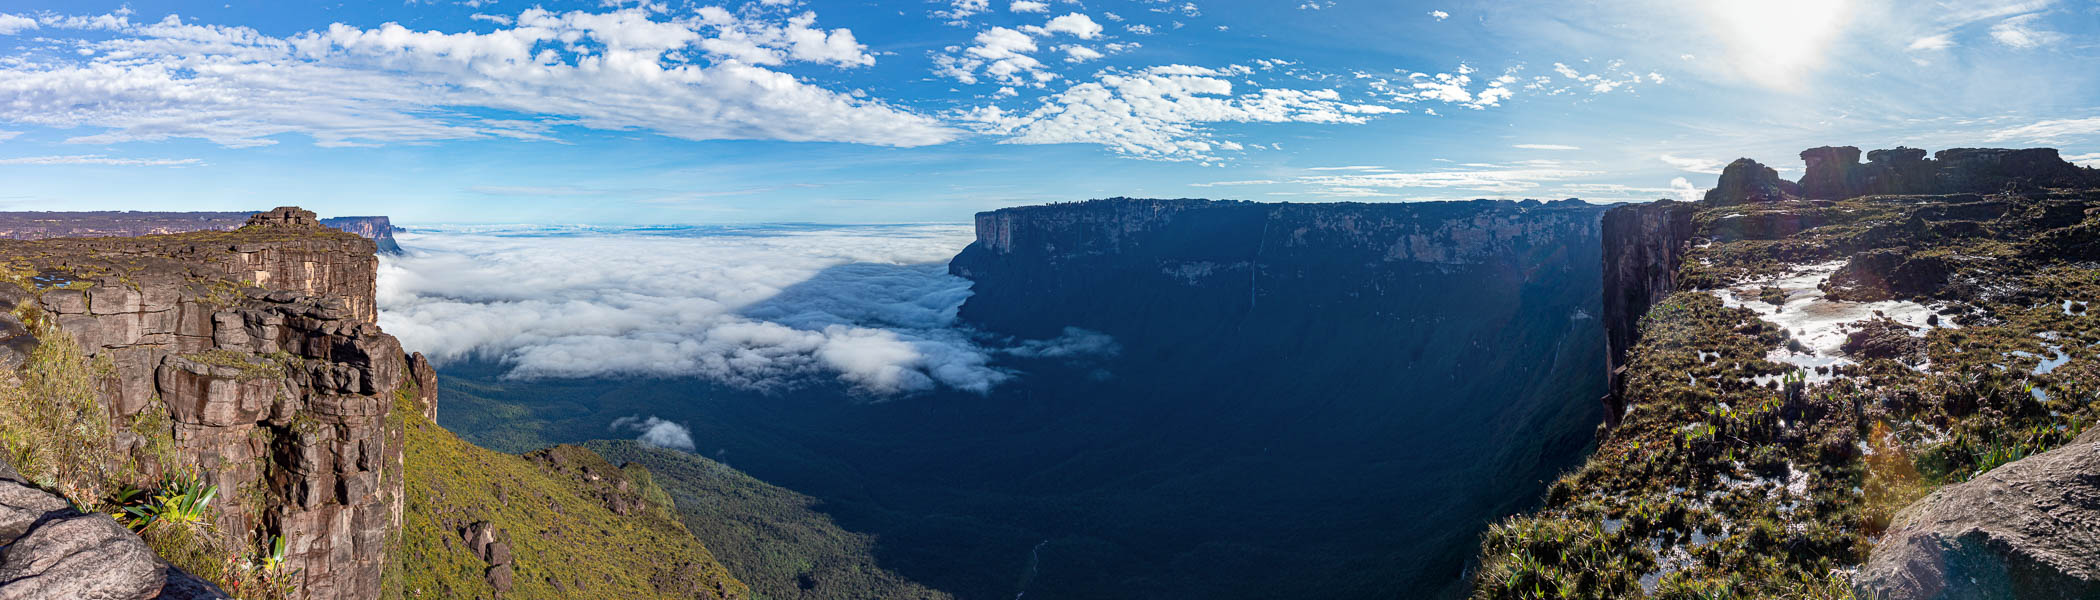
[937,0,993,22]
[0,131,20,142]
[1659,154,1727,174]
[1010,1,1050,13]
[1906,34,1953,51]
[1513,144,1580,151]
[610,416,696,452]
[0,154,201,166]
[0,10,955,149]
[1670,177,1701,201]
[378,225,1113,395]
[1063,45,1104,62]
[934,26,1051,86]
[1125,24,1155,35]
[1036,13,1103,39]
[1428,10,1450,21]
[2065,153,2100,168]
[0,13,36,35]
[1989,13,2063,48]
[1984,117,2100,143]
[468,13,512,25]
[958,64,1400,162]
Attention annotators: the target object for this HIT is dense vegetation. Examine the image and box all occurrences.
[1471,191,2100,598]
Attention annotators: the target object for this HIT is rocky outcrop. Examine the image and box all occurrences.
[1598,199,1695,424]
[462,521,515,596]
[318,217,404,255]
[1704,158,1800,204]
[1794,146,2098,200]
[0,207,427,600]
[1855,438,2100,599]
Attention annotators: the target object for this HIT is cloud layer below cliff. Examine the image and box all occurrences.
[377,224,1107,394]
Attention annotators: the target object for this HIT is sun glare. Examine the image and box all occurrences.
[1706,0,1856,90]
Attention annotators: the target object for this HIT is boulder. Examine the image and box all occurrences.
[1856,439,2100,599]
[0,478,166,600]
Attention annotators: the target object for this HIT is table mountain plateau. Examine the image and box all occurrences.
[440,198,1614,599]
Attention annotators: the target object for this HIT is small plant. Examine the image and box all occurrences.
[120,475,219,532]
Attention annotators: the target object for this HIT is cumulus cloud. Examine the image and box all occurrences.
[0,13,37,35]
[1010,1,1049,13]
[611,416,696,451]
[1428,10,1450,21]
[0,10,955,148]
[957,64,1400,162]
[378,225,1112,395]
[1670,177,1701,201]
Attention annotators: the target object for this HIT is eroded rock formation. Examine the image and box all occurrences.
[0,207,435,600]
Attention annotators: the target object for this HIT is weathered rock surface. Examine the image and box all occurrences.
[0,207,410,600]
[0,464,167,600]
[1856,439,2100,599]
[1599,199,1696,424]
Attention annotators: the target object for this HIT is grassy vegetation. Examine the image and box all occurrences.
[1472,190,2100,598]
[587,440,952,600]
[392,392,750,600]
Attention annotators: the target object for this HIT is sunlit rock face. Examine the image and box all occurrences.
[1,208,421,600]
[950,197,1611,598]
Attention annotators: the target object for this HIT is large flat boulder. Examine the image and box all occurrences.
[1856,437,2100,599]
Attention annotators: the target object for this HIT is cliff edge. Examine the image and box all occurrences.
[0,207,744,600]
[1472,148,2100,599]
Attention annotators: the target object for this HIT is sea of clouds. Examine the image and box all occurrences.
[377,224,1111,395]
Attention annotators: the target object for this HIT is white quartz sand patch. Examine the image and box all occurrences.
[1714,261,1955,380]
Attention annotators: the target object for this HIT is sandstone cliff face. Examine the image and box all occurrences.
[1597,200,1695,425]
[1,207,425,600]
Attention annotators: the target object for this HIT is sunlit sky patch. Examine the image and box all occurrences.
[0,0,2095,223]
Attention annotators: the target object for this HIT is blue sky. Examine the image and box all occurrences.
[0,0,2096,224]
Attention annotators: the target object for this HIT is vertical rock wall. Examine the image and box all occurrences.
[1598,199,1696,424]
[4,207,424,600]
